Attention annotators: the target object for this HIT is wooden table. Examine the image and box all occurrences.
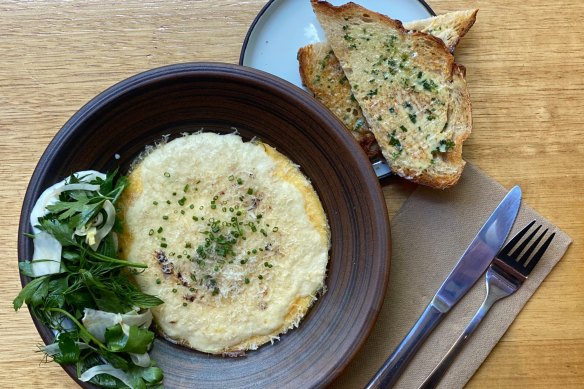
[0,0,582,387]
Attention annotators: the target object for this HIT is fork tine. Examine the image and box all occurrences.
[509,223,541,261]
[500,220,536,257]
[518,227,547,265]
[525,232,556,273]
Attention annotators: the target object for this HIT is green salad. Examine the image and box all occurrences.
[14,170,164,388]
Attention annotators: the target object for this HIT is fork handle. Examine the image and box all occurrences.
[418,292,501,389]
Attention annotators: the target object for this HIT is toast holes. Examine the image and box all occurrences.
[361,13,373,22]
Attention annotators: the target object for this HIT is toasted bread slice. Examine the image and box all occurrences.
[310,0,472,188]
[298,9,477,160]
[298,42,380,159]
[403,64,472,188]
[404,9,477,53]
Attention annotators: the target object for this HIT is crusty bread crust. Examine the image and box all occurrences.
[298,42,381,159]
[311,0,456,73]
[309,0,473,189]
[404,9,478,52]
[396,65,472,189]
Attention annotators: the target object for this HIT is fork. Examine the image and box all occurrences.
[418,220,556,389]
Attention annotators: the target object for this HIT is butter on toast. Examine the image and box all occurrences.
[298,9,476,161]
[310,0,472,188]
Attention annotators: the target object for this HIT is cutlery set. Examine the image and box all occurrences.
[366,186,557,389]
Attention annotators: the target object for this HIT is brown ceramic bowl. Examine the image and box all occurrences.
[18,63,390,388]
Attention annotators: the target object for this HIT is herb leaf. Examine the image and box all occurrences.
[37,218,77,246]
[18,260,36,277]
[13,276,49,310]
[105,324,155,354]
[53,331,81,364]
[126,291,164,309]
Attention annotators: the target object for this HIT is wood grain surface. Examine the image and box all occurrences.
[0,0,582,388]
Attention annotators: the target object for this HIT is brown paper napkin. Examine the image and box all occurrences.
[332,163,572,388]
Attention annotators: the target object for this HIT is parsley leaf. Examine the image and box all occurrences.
[105,323,155,354]
[53,331,81,365]
[37,218,77,246]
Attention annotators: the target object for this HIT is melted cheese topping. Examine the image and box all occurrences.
[118,133,330,354]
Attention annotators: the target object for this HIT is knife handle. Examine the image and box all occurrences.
[365,303,445,389]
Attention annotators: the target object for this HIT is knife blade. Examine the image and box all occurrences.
[365,185,522,389]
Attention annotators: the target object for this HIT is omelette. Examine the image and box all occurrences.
[118,133,330,354]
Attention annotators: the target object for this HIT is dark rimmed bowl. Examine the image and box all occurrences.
[18,62,391,388]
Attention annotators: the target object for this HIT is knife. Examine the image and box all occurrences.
[365,185,522,389]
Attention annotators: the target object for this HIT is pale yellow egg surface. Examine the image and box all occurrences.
[118,133,330,354]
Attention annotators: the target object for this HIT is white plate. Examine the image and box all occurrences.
[240,0,435,89]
